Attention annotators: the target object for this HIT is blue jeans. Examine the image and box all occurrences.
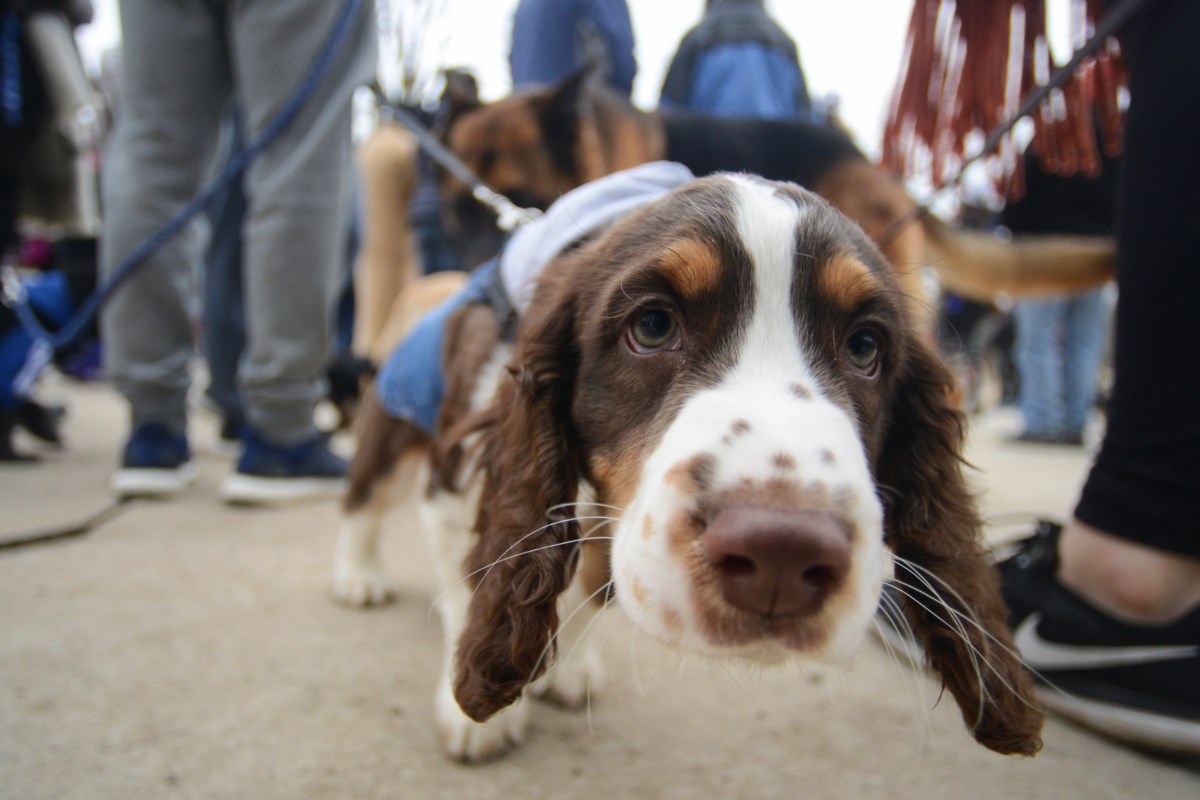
[1013,288,1109,437]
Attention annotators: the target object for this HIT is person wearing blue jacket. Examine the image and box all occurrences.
[508,0,637,96]
[659,0,812,121]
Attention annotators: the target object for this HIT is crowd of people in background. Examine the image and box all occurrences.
[5,0,828,473]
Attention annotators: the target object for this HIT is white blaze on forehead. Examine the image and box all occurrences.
[725,176,815,385]
[609,177,889,662]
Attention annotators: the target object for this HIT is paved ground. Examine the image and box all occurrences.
[2,377,1198,799]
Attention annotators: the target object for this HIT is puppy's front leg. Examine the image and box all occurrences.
[333,393,427,607]
[424,490,532,762]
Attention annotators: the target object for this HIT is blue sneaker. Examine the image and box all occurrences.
[220,428,347,505]
[112,422,196,498]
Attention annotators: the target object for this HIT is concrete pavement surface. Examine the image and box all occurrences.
[2,377,1198,799]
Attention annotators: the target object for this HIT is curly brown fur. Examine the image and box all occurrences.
[452,262,586,722]
[878,345,1044,756]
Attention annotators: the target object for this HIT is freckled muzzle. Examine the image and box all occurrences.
[611,385,888,661]
[702,507,851,618]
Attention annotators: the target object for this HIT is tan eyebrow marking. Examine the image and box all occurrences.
[657,238,721,297]
[818,254,882,311]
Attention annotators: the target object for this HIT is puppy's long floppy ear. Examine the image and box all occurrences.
[453,262,584,722]
[877,344,1044,756]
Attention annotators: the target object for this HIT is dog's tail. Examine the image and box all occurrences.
[921,215,1114,302]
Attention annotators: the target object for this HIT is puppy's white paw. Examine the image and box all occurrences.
[436,680,529,762]
[332,557,395,607]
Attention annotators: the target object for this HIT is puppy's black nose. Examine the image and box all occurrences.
[703,508,850,617]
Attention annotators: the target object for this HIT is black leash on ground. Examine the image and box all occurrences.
[0,496,133,551]
[876,0,1153,249]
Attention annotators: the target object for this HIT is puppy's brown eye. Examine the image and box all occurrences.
[628,310,679,352]
[846,329,880,374]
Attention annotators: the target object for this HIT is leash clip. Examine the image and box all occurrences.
[386,102,543,233]
[472,185,542,231]
[0,265,29,308]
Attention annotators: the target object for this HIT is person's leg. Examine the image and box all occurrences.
[228,0,376,447]
[201,113,247,436]
[1012,297,1065,439]
[1059,521,1200,624]
[101,0,230,436]
[998,0,1200,754]
[101,0,231,495]
[1059,287,1107,442]
[1070,0,1200,564]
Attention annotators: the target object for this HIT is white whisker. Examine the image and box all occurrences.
[886,579,988,724]
[530,577,614,683]
[427,517,618,617]
[873,594,936,739]
[891,555,1030,670]
[889,560,1070,712]
[888,578,1044,725]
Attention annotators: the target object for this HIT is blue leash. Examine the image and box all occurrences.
[1,0,363,356]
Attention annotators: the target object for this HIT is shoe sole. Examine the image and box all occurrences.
[112,463,198,498]
[1037,685,1200,756]
[871,612,1200,757]
[220,473,346,506]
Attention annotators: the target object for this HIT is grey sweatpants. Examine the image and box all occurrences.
[100,0,376,444]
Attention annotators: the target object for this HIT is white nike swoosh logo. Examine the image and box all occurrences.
[1014,613,1198,671]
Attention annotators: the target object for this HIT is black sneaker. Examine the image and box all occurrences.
[219,428,346,505]
[112,422,196,498]
[998,521,1200,755]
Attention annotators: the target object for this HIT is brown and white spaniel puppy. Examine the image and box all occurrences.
[334,173,1043,762]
